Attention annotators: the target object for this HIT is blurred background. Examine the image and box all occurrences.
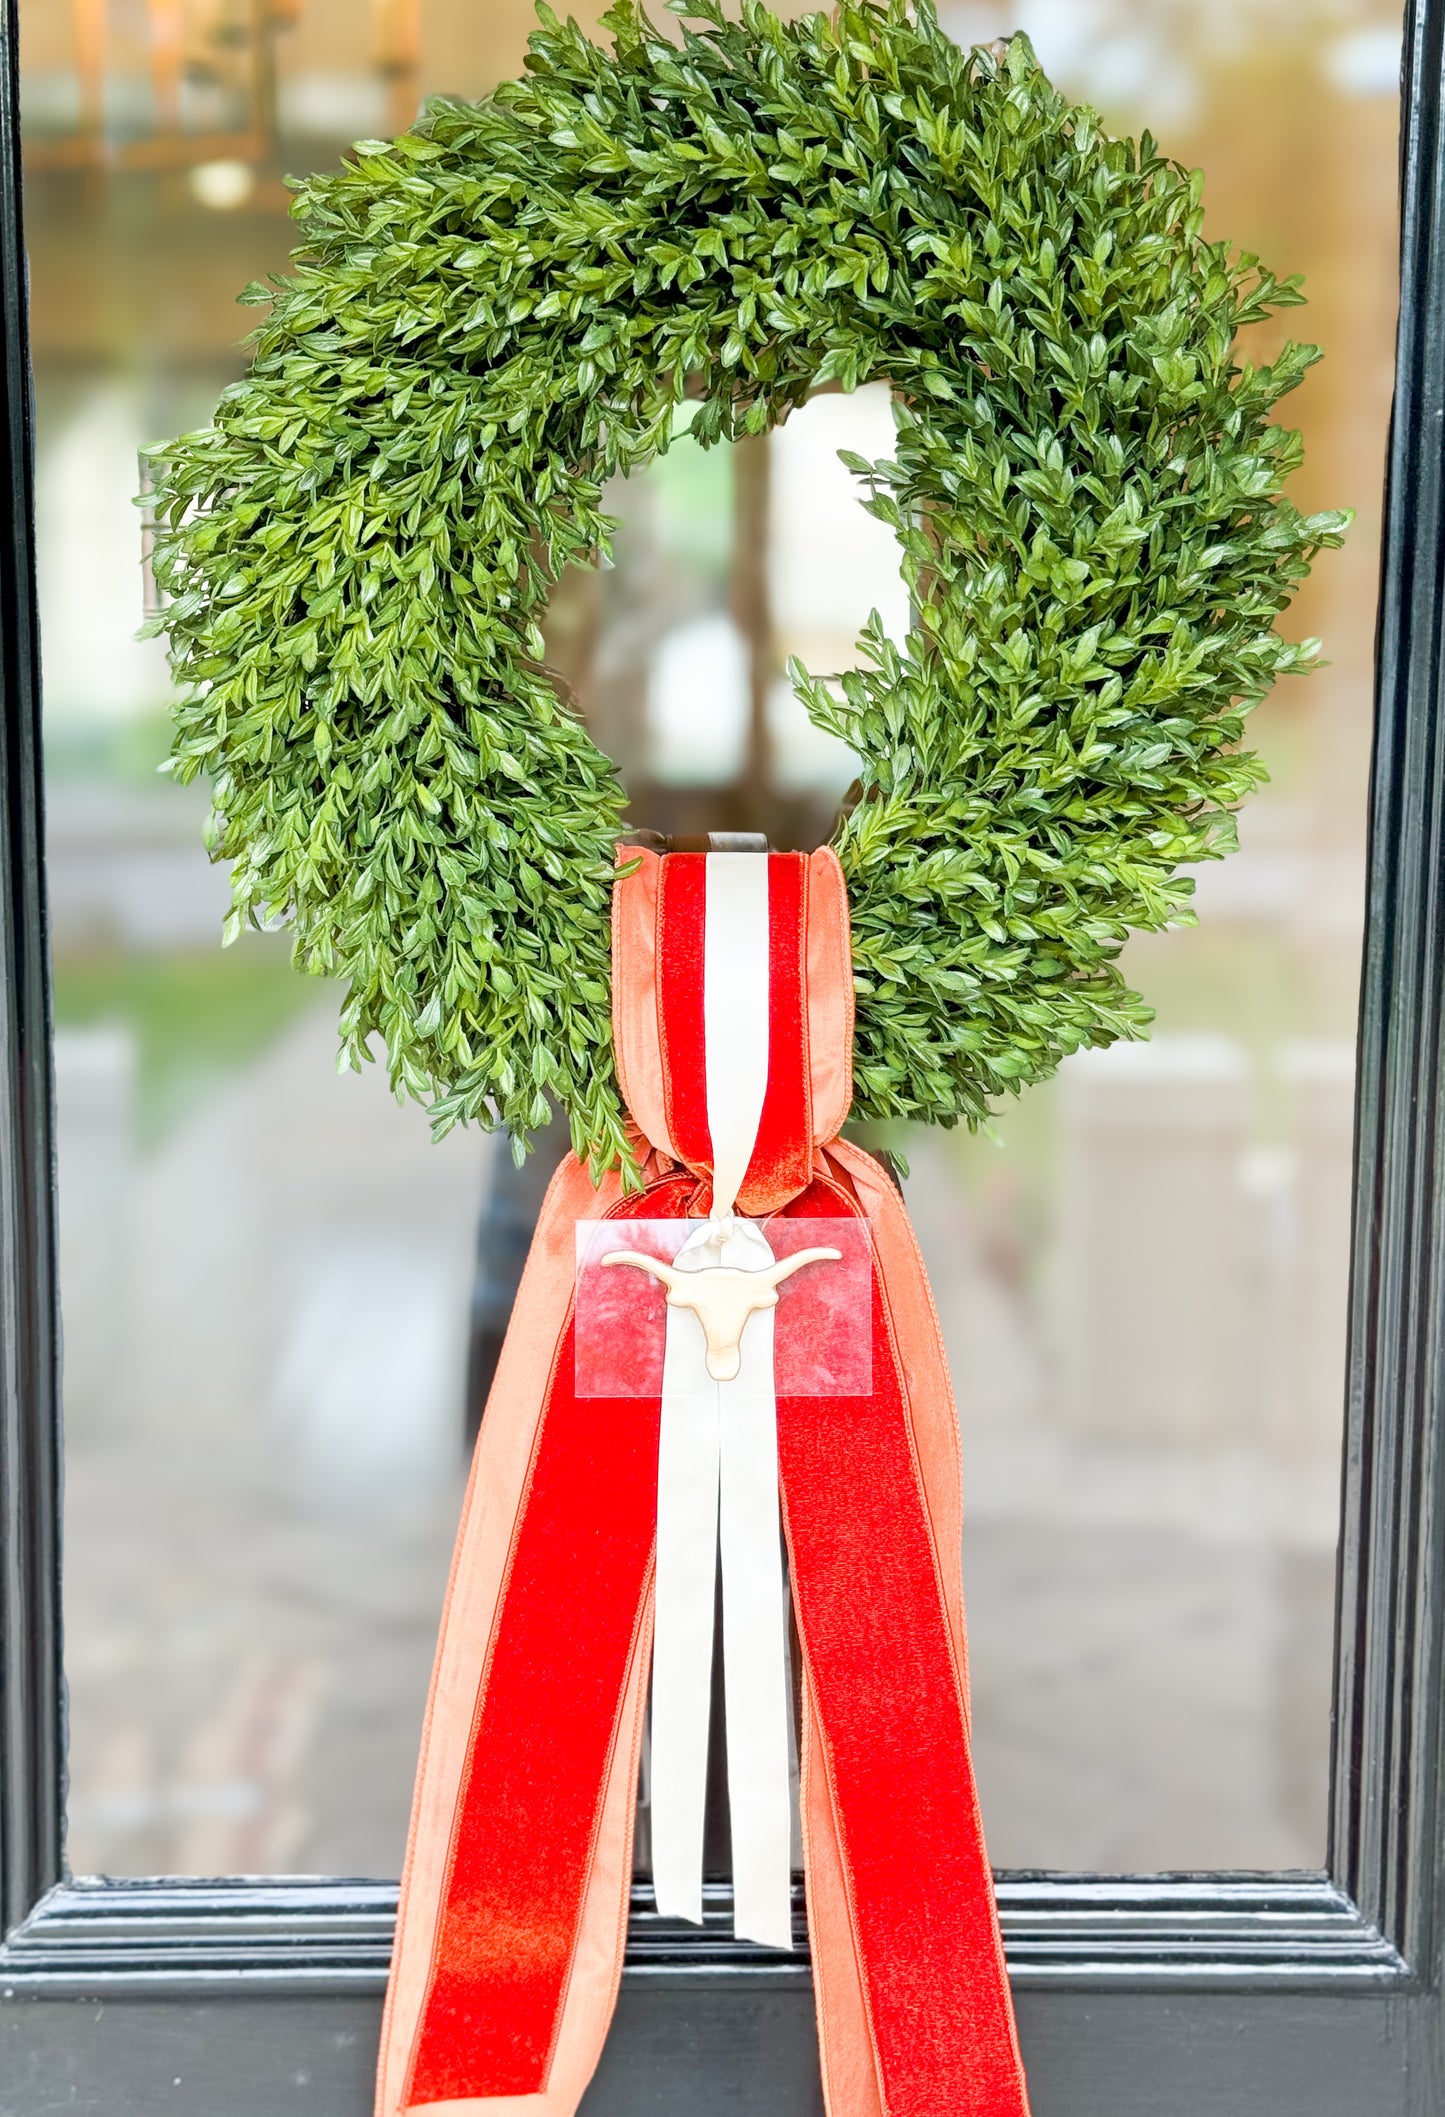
[20,0,1398,1879]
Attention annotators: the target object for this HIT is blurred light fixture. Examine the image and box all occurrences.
[188,157,255,209]
[646,614,749,786]
[1328,27,1403,99]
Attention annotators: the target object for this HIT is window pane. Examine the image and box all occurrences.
[28,0,572,1882]
[30,0,1395,1879]
[919,0,1395,1870]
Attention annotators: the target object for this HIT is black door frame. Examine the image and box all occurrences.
[3,2,1444,2110]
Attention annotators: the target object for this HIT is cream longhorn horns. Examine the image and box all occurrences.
[600,1246,843,1383]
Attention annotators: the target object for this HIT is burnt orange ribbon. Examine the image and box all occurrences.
[375,848,1031,2117]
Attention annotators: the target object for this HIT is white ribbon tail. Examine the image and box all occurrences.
[720,1295,794,1948]
[649,1313,719,1928]
[703,851,791,1943]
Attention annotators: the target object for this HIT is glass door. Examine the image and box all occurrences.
[0,2,1442,2112]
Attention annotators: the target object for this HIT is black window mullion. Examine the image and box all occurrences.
[0,0,61,1946]
[1335,0,1445,1979]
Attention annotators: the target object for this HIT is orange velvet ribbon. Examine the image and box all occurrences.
[375,848,1031,2117]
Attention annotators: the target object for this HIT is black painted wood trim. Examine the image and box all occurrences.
[0,0,1441,2088]
[0,0,61,1947]
[1333,0,1445,1986]
[0,1877,1410,1998]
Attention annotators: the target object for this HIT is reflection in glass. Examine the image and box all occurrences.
[26,0,1397,1878]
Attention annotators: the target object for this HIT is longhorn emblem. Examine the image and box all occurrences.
[601,1246,843,1383]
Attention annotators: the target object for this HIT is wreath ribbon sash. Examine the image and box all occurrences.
[376,852,1031,2117]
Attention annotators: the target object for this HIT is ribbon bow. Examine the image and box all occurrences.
[376,847,1032,2117]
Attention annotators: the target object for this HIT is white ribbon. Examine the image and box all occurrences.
[649,852,794,1949]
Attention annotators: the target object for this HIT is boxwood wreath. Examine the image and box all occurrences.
[148,0,1346,1181]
